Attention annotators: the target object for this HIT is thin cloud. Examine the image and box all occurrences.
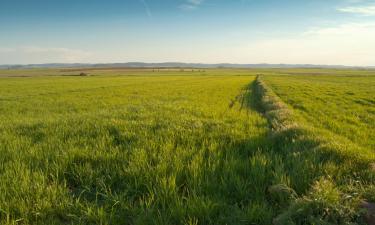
[239,22,375,66]
[338,4,375,16]
[139,0,152,18]
[23,47,92,61]
[179,0,204,10]
[0,47,92,64]
[0,47,14,53]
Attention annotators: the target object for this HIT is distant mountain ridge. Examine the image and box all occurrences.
[0,62,373,69]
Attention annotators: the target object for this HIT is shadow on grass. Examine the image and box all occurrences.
[56,80,328,224]
[33,79,373,225]
[60,125,276,224]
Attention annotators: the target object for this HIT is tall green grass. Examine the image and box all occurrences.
[255,75,374,225]
[0,69,373,224]
[262,74,375,150]
[0,75,276,224]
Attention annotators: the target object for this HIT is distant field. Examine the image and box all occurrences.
[0,68,374,225]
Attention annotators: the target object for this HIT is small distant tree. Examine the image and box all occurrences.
[79,72,88,76]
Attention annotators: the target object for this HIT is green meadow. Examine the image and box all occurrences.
[262,74,375,149]
[0,68,374,225]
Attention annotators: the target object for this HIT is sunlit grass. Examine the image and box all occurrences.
[258,75,375,224]
[262,74,375,150]
[0,74,274,224]
[0,69,374,224]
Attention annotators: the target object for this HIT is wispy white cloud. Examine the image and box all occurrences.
[118,21,374,66]
[0,47,92,64]
[0,47,14,53]
[139,0,152,18]
[338,4,375,16]
[237,22,375,66]
[23,47,92,61]
[179,0,204,10]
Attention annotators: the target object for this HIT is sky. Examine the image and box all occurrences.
[1,0,375,66]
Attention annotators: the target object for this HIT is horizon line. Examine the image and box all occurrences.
[1,62,375,69]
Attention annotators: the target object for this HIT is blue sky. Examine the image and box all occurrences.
[1,0,375,66]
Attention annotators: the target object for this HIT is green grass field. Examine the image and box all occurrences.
[0,68,374,224]
[262,75,375,150]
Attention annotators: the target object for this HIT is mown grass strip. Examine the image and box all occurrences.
[253,75,297,132]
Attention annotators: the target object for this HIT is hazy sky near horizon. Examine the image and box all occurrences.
[1,0,375,66]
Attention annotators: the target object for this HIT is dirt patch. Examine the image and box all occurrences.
[361,201,375,225]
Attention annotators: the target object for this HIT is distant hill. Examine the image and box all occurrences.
[0,62,373,69]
